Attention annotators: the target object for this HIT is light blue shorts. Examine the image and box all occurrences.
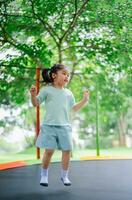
[35,124,73,151]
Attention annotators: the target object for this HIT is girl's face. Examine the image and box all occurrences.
[52,68,70,86]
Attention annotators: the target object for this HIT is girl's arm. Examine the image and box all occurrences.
[72,91,89,112]
[30,85,39,107]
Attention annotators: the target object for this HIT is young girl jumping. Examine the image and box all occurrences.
[30,64,89,187]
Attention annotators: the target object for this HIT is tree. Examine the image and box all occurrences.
[0,0,131,147]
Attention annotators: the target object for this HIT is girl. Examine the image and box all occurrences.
[30,64,89,187]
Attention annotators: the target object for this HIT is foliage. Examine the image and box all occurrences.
[0,0,131,148]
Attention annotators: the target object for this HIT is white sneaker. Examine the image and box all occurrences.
[61,177,71,186]
[40,175,48,187]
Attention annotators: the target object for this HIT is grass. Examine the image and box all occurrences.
[0,147,132,165]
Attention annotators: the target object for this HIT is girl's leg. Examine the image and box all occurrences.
[61,150,71,170]
[61,150,71,186]
[40,149,54,187]
[42,149,54,168]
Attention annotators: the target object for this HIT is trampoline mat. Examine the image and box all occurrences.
[0,160,132,200]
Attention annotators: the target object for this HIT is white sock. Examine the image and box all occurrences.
[41,167,48,177]
[61,169,68,178]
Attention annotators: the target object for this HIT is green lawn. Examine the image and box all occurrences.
[0,147,132,165]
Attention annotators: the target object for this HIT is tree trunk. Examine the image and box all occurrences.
[58,44,62,63]
[118,113,126,146]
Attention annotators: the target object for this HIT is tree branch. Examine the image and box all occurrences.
[61,44,99,52]
[0,24,43,66]
[75,0,78,13]
[68,62,78,85]
[0,13,34,19]
[60,0,90,42]
[29,0,59,46]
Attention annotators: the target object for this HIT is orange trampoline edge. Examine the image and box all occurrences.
[0,161,27,170]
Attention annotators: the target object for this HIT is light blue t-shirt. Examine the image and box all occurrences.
[36,85,76,126]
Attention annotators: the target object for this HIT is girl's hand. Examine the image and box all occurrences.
[30,85,37,96]
[83,90,90,102]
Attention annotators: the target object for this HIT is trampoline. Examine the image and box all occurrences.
[0,160,132,200]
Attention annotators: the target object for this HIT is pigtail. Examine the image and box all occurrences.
[42,68,52,83]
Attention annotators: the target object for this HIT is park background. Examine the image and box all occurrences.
[0,0,132,165]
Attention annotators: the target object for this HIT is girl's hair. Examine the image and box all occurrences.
[42,64,68,84]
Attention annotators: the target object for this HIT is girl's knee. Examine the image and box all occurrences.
[45,149,54,156]
[62,150,71,155]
